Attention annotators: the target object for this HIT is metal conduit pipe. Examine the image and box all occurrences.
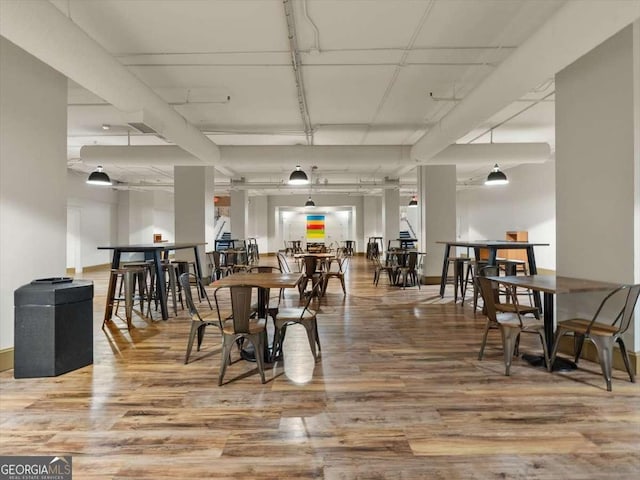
[283,0,313,145]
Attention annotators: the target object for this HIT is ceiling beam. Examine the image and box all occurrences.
[409,1,640,166]
[0,0,235,177]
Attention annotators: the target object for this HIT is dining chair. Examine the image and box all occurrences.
[396,251,420,289]
[322,254,349,296]
[179,273,220,364]
[372,253,396,286]
[477,276,549,376]
[277,250,292,273]
[207,250,232,282]
[248,265,284,316]
[299,255,324,299]
[272,280,323,362]
[549,284,640,391]
[476,266,541,360]
[213,284,267,386]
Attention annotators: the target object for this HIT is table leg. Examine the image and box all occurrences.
[240,287,272,363]
[526,246,542,311]
[487,247,497,266]
[439,244,451,297]
[153,251,169,320]
[103,250,121,323]
[522,291,576,371]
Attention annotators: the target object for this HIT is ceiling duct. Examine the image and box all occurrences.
[0,0,229,173]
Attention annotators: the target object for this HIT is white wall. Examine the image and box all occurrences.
[0,38,67,350]
[457,161,556,270]
[66,172,119,269]
[267,194,364,253]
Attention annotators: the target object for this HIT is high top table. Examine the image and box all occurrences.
[437,240,549,309]
[98,243,205,321]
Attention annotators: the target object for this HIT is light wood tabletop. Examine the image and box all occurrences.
[211,272,303,289]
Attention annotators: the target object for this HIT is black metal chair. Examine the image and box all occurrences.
[549,284,640,391]
[478,276,549,376]
[272,280,323,362]
[213,284,267,386]
[179,273,219,364]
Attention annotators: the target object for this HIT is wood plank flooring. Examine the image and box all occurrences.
[1,256,638,479]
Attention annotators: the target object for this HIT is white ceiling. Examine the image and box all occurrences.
[52,0,565,192]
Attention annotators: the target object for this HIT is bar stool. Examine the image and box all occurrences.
[156,261,181,316]
[106,266,148,330]
[445,257,470,302]
[122,261,155,317]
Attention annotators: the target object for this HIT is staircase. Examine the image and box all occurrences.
[399,230,415,249]
[215,231,232,250]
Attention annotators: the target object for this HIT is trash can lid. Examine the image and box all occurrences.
[15,279,93,306]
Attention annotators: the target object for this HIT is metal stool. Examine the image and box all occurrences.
[106,266,148,330]
[446,257,470,302]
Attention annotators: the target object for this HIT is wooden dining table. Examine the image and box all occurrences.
[211,271,303,362]
[487,274,621,370]
[98,242,205,321]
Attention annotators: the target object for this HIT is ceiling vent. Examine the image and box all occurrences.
[127,122,158,135]
[125,110,165,139]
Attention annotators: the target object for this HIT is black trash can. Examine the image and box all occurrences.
[14,277,93,378]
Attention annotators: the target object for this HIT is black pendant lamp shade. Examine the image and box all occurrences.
[289,165,309,185]
[304,196,315,207]
[86,166,112,186]
[485,164,509,185]
[408,195,418,207]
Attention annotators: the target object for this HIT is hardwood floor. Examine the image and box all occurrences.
[1,256,638,479]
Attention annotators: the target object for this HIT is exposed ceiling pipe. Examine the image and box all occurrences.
[409,1,640,167]
[283,0,313,145]
[0,0,234,177]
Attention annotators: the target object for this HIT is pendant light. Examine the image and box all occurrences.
[484,164,509,185]
[408,195,418,207]
[304,196,315,207]
[288,165,309,185]
[86,166,112,186]
[484,129,508,186]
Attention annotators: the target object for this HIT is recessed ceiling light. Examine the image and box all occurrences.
[101,124,111,130]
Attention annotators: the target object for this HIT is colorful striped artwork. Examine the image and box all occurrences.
[306,215,325,240]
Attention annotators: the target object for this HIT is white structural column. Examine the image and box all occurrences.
[230,189,249,241]
[556,23,640,352]
[363,195,382,252]
[174,166,215,277]
[418,165,457,283]
[248,195,268,255]
[382,187,400,253]
[0,38,67,355]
